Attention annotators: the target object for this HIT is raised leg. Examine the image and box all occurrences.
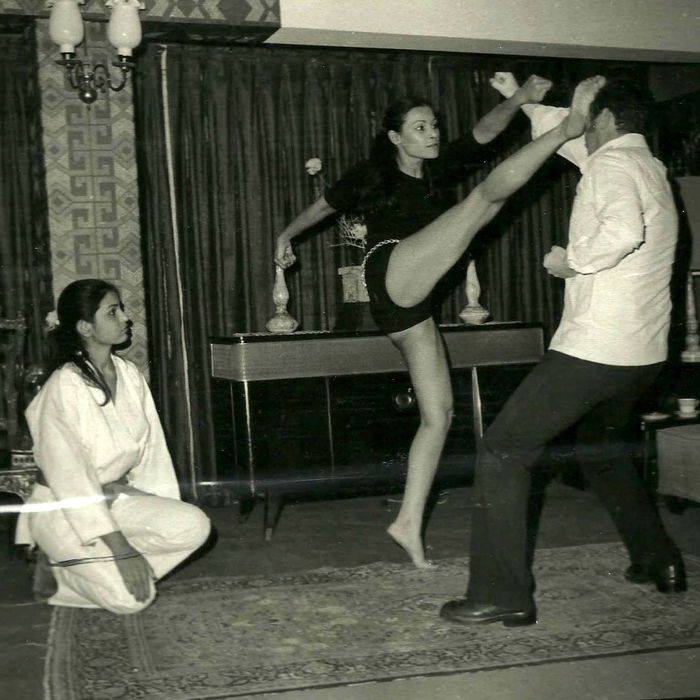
[386,76,604,309]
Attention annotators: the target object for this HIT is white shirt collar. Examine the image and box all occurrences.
[588,132,649,159]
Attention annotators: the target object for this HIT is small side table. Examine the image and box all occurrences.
[0,450,39,502]
[640,412,700,492]
[0,466,39,502]
[0,451,39,557]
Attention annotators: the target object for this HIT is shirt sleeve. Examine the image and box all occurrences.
[440,131,492,170]
[26,370,119,546]
[324,161,372,212]
[567,152,645,274]
[126,365,181,501]
[529,104,588,169]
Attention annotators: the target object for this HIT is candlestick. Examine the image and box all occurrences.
[682,271,700,362]
[266,265,299,333]
[459,260,490,325]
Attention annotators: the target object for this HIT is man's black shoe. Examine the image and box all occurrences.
[624,560,687,593]
[439,599,536,627]
[651,562,687,593]
[624,563,652,584]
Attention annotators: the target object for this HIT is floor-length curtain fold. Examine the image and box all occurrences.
[133,44,582,488]
[133,46,215,493]
[0,28,53,366]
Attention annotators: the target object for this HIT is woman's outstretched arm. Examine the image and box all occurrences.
[274,196,337,268]
[472,74,553,144]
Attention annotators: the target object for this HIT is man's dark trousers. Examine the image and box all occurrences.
[466,350,677,610]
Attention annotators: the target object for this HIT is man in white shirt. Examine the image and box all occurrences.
[440,75,684,628]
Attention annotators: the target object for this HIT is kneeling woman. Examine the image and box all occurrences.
[16,279,211,614]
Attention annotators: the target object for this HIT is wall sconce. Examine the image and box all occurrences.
[47,0,145,106]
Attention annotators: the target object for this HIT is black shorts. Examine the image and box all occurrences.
[363,241,434,334]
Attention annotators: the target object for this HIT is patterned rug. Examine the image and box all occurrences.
[45,543,700,700]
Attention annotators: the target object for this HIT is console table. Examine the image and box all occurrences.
[210,322,544,538]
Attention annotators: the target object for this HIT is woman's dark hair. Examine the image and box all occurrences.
[356,95,435,212]
[589,78,653,135]
[46,278,121,404]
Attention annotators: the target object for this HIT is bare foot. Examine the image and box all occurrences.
[387,522,436,569]
[564,75,606,139]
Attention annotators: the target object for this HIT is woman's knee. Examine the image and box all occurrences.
[421,402,454,434]
[175,504,212,550]
[129,497,211,550]
[193,509,212,548]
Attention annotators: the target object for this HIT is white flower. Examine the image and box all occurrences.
[305,157,323,176]
[45,310,59,330]
[337,215,367,250]
[349,222,367,243]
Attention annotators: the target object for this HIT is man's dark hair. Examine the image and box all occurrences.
[589,78,654,135]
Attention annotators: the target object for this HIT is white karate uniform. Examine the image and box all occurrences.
[15,356,211,614]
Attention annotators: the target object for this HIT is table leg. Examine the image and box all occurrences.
[471,366,483,439]
[642,429,653,489]
[237,496,256,524]
[263,493,284,541]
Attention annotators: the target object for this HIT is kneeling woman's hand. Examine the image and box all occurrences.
[101,530,155,603]
[114,550,155,603]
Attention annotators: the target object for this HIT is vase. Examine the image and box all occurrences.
[338,265,370,304]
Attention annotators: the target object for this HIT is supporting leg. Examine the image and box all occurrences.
[387,318,453,568]
[466,351,640,609]
[577,394,680,570]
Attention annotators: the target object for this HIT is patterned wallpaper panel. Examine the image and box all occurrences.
[11,0,280,375]
[36,18,148,374]
[0,0,279,25]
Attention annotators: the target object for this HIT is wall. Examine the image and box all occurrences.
[35,19,149,372]
[269,0,700,63]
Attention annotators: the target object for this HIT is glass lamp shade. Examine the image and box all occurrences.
[106,0,144,57]
[47,0,85,54]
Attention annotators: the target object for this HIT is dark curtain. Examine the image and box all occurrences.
[133,43,630,489]
[149,45,518,335]
[654,88,700,178]
[133,48,209,493]
[652,89,700,360]
[0,26,53,365]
